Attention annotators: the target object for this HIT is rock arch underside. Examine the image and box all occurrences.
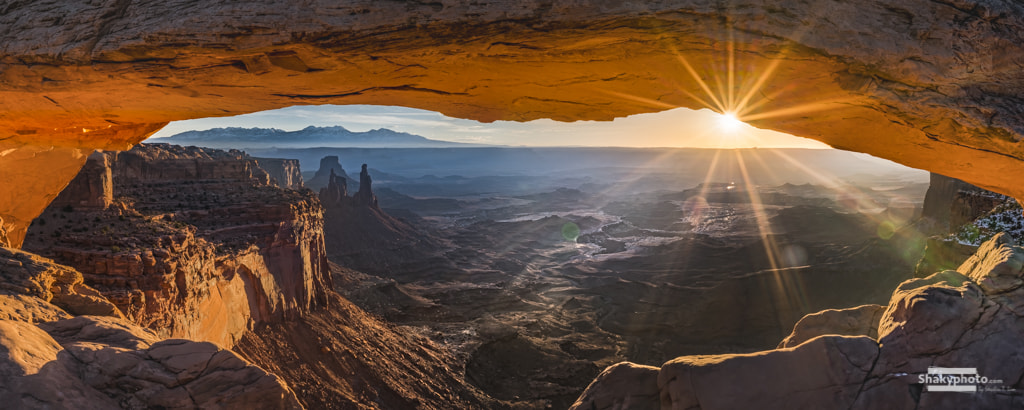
[1,0,1023,249]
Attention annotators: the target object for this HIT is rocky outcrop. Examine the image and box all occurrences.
[0,246,121,319]
[111,143,272,185]
[572,234,1024,409]
[24,144,332,347]
[305,155,351,191]
[12,144,501,409]
[569,362,661,410]
[318,169,347,208]
[777,304,884,348]
[354,164,378,208]
[921,173,1006,234]
[914,173,1016,277]
[318,162,441,276]
[0,316,303,409]
[254,157,303,189]
[0,246,303,409]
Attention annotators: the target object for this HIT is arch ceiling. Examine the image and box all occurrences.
[1,0,1023,246]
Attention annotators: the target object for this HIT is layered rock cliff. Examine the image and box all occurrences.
[18,144,498,409]
[4,1,1024,247]
[0,247,303,409]
[571,233,1024,409]
[255,157,304,189]
[24,144,332,347]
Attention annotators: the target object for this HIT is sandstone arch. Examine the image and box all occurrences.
[2,0,1023,247]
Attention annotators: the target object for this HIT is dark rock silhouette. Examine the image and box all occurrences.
[316,161,443,276]
[306,155,352,190]
[920,173,1004,234]
[354,164,378,208]
[318,169,347,208]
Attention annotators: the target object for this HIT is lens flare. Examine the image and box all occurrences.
[717,112,744,133]
[561,222,581,242]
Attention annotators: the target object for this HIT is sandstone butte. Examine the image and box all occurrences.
[1,0,1024,248]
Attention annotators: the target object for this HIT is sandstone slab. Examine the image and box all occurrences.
[777,304,885,348]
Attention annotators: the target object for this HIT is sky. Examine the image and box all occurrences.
[147,105,832,149]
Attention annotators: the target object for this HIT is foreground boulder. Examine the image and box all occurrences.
[0,247,121,319]
[0,248,303,409]
[572,233,1024,409]
[777,304,884,348]
[0,315,303,409]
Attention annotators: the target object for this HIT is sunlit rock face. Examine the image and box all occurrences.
[23,144,332,347]
[2,0,1024,246]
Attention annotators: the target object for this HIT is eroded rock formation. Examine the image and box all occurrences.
[3,1,1024,247]
[354,164,378,208]
[0,247,121,320]
[318,162,441,275]
[571,233,1024,409]
[24,144,332,347]
[318,169,347,208]
[0,248,302,409]
[306,155,350,191]
[11,144,499,409]
[255,157,304,189]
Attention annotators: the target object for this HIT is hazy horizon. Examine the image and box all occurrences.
[147,105,833,150]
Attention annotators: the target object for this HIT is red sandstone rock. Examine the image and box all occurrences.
[24,144,332,347]
[0,247,304,409]
[777,304,885,349]
[0,246,121,319]
[254,157,304,189]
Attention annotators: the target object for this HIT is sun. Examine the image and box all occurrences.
[716,112,744,134]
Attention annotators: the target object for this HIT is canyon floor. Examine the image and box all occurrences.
[315,151,932,408]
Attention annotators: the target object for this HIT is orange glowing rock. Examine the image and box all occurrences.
[1,1,1023,246]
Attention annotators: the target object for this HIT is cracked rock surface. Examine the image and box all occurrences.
[572,233,1024,409]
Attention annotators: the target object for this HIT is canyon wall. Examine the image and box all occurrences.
[3,1,1024,246]
[255,157,304,189]
[24,144,332,347]
[915,173,1013,276]
[11,144,498,409]
[921,173,1007,234]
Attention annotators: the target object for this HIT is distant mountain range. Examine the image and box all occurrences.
[154,126,488,149]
